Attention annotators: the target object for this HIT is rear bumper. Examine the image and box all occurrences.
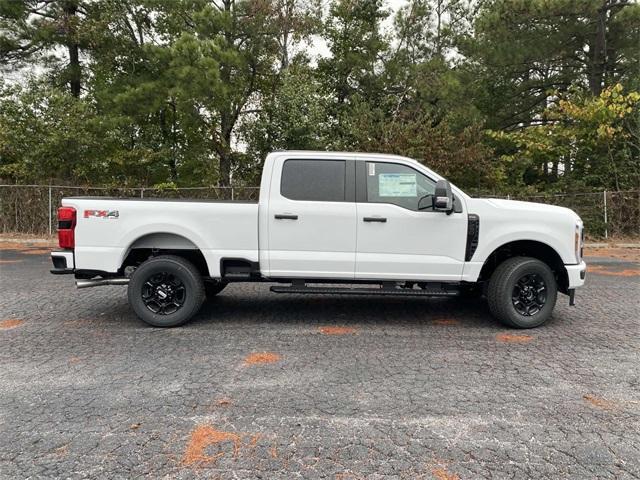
[565,261,587,289]
[50,251,74,274]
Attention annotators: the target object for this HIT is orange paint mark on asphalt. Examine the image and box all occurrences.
[432,467,460,480]
[53,444,69,457]
[182,425,241,466]
[243,352,281,365]
[496,333,533,343]
[587,265,640,277]
[583,394,616,411]
[248,433,261,447]
[432,318,459,326]
[0,319,24,329]
[319,326,357,335]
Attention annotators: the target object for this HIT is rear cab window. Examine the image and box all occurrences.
[281,159,346,202]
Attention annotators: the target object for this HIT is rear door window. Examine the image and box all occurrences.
[281,159,346,202]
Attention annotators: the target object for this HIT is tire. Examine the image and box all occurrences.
[205,281,227,299]
[487,256,557,329]
[127,255,205,327]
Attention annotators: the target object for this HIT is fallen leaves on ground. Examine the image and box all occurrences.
[0,241,54,251]
[584,247,640,263]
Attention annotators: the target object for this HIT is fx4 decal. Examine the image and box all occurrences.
[84,209,119,219]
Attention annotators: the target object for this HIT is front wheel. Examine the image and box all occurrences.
[487,257,557,328]
[128,255,205,327]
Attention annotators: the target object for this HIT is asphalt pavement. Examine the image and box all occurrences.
[0,244,638,479]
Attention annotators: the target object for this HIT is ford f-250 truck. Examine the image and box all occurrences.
[50,151,586,328]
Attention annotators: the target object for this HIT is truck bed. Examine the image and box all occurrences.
[62,197,259,276]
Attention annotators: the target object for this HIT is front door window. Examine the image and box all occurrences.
[366,162,436,211]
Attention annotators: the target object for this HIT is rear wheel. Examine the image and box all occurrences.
[487,256,557,328]
[128,255,205,327]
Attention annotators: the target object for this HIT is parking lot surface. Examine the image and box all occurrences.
[1,243,639,479]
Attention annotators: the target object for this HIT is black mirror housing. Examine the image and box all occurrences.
[433,179,453,214]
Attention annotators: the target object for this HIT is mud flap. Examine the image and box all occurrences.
[568,289,575,306]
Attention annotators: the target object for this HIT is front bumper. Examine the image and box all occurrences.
[565,261,587,289]
[50,251,74,274]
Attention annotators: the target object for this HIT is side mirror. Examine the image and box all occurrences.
[433,179,453,214]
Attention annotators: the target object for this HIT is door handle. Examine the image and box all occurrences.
[363,217,387,223]
[275,214,298,220]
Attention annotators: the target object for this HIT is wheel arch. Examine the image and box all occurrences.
[119,232,209,277]
[478,240,569,293]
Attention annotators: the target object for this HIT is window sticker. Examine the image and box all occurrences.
[368,163,376,176]
[378,173,417,197]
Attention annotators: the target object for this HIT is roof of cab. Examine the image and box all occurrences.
[267,150,420,164]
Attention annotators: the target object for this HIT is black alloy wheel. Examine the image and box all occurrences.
[511,273,547,316]
[141,272,186,315]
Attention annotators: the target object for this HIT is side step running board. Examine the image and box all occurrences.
[270,284,458,297]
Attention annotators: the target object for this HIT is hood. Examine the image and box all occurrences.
[479,198,582,224]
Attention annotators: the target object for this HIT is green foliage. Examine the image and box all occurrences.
[490,84,640,192]
[0,0,638,195]
[464,0,640,129]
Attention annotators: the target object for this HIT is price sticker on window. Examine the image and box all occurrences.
[378,173,417,197]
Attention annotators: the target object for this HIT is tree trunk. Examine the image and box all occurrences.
[219,150,232,189]
[216,108,234,188]
[588,3,608,96]
[159,107,178,182]
[62,0,81,98]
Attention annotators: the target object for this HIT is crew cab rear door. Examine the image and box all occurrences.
[355,159,467,281]
[265,156,356,279]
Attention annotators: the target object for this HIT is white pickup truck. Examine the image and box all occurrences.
[51,151,586,328]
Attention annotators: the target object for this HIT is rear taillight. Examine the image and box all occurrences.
[58,207,76,249]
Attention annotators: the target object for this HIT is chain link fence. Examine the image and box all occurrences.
[1,185,638,239]
[0,185,260,236]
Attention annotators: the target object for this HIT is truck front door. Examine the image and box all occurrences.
[265,157,357,279]
[355,159,467,281]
